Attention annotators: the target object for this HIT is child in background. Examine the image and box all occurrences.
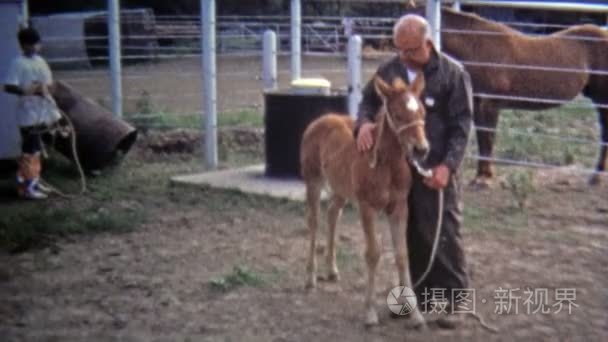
[4,27,61,200]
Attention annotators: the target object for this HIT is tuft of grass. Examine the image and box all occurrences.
[504,169,536,211]
[463,202,528,235]
[210,265,265,292]
[217,110,263,128]
[336,247,362,273]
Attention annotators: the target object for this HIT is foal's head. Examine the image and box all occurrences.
[374,74,429,162]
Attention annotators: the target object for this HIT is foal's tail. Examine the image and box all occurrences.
[300,119,324,236]
[300,119,323,182]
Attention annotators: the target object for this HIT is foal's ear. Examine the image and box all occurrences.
[410,72,425,97]
[374,76,392,100]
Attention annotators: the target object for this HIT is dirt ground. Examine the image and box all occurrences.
[0,129,607,341]
[1,54,607,340]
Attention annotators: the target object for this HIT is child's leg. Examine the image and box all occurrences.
[17,127,46,199]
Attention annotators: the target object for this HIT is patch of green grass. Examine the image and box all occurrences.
[0,204,141,253]
[336,247,361,273]
[125,110,263,131]
[125,90,262,131]
[492,106,598,167]
[0,150,204,253]
[463,204,527,236]
[505,169,536,211]
[217,109,263,128]
[210,265,265,292]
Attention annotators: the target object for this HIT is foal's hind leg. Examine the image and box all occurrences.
[326,195,346,282]
[305,181,322,289]
[387,201,425,328]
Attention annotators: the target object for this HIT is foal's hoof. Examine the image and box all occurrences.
[327,271,340,282]
[589,173,603,186]
[365,310,379,327]
[305,278,317,291]
[404,316,427,330]
[469,176,494,189]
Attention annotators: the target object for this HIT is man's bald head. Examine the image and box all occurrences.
[393,14,431,45]
[392,14,434,69]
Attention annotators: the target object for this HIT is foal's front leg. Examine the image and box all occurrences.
[359,202,381,326]
[388,200,426,328]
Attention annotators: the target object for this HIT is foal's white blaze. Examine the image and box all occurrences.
[406,94,419,112]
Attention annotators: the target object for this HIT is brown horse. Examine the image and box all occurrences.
[300,74,429,327]
[439,8,608,185]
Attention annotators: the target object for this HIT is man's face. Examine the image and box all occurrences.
[21,43,40,56]
[394,31,432,69]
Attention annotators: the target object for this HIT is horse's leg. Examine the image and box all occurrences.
[305,180,322,290]
[590,108,608,185]
[326,195,346,282]
[473,99,500,187]
[360,202,381,326]
[387,201,425,328]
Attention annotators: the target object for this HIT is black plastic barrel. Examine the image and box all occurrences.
[264,92,348,178]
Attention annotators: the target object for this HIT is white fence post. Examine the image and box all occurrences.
[108,0,122,118]
[453,0,461,11]
[20,0,29,26]
[201,0,218,169]
[426,0,442,51]
[262,30,278,91]
[291,0,301,81]
[347,35,362,118]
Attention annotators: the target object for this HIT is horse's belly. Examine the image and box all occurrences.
[471,63,587,109]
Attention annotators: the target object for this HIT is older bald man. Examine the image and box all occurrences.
[355,14,473,328]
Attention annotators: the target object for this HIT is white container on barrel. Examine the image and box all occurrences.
[290,78,331,96]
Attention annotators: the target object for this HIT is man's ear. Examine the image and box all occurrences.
[374,76,392,100]
[410,72,425,97]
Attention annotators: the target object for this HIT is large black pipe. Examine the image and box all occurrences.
[51,80,138,171]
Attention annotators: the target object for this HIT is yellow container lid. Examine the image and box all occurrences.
[290,78,331,89]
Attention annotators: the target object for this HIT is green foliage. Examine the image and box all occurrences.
[0,204,141,253]
[126,93,263,131]
[505,170,536,211]
[210,265,265,292]
[492,105,598,168]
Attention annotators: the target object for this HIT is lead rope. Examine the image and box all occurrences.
[369,106,386,169]
[37,94,88,198]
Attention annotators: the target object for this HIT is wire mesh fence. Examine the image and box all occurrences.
[40,9,608,176]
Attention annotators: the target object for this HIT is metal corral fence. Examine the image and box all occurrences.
[34,0,608,177]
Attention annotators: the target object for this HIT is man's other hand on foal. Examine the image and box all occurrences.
[357,122,376,152]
